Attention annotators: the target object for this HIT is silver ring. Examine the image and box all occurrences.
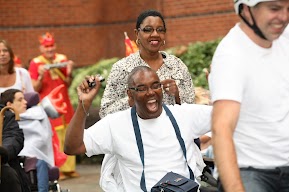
[165,87,169,92]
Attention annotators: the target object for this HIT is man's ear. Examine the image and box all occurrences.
[6,101,13,107]
[241,5,254,24]
[127,90,134,107]
[127,89,132,97]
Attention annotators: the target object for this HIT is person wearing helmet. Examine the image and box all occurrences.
[209,0,289,191]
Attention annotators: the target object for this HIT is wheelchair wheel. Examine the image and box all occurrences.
[49,180,61,192]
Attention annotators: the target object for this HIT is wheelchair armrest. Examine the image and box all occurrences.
[203,156,214,168]
[24,157,38,172]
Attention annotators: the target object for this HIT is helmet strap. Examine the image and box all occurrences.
[239,5,268,40]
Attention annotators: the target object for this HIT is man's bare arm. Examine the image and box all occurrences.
[64,75,101,155]
[212,100,245,192]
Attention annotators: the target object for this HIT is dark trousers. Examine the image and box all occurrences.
[0,164,22,192]
[218,166,289,192]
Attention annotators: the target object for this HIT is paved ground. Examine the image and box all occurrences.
[58,111,103,192]
[58,163,103,192]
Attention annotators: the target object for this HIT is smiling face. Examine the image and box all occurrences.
[127,68,163,119]
[40,44,56,60]
[246,0,289,42]
[135,16,166,54]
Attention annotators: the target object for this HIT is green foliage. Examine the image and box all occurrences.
[69,58,119,108]
[178,38,221,89]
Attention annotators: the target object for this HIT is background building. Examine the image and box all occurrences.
[0,0,237,68]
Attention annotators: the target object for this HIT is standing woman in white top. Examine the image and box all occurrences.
[0,39,34,93]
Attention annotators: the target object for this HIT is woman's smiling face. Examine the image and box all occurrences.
[136,16,166,53]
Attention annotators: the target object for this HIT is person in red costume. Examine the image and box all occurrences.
[28,32,79,180]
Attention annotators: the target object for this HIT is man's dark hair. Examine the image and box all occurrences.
[136,10,166,30]
[0,89,21,106]
[127,66,154,88]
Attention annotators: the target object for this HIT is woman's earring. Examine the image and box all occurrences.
[136,39,140,45]
[163,40,166,46]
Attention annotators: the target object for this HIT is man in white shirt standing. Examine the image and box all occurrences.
[209,0,289,191]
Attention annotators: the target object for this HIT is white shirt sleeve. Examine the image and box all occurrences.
[84,117,113,157]
[209,52,245,103]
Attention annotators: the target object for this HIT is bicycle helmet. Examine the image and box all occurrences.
[234,0,276,39]
[234,0,275,14]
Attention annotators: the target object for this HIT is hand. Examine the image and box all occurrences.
[38,65,46,80]
[77,75,102,106]
[161,79,179,96]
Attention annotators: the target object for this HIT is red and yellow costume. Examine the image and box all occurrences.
[29,53,74,128]
[28,33,76,176]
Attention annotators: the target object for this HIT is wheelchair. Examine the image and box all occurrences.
[19,90,70,191]
[199,162,218,192]
[194,138,218,192]
[20,156,69,192]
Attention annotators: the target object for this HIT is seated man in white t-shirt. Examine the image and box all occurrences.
[64,66,212,191]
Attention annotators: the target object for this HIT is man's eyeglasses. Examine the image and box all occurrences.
[138,27,166,34]
[129,82,162,93]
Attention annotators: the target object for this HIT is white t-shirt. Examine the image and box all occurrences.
[209,23,289,168]
[84,104,212,191]
[0,67,34,93]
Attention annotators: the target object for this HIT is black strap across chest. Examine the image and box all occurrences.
[131,104,194,192]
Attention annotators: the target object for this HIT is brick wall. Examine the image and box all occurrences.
[0,0,238,68]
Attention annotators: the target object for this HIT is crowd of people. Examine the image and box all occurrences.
[0,32,78,191]
[1,1,289,191]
